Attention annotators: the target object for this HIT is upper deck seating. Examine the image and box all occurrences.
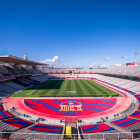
[130,66,140,76]
[11,79,30,87]
[0,66,12,77]
[3,81,24,90]
[0,83,16,93]
[20,67,30,74]
[30,76,44,82]
[25,77,39,83]
[3,66,19,76]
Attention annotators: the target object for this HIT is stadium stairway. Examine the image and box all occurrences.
[57,74,61,78]
[63,74,66,78]
[66,121,78,139]
[120,80,132,86]
[76,74,79,78]
[81,74,85,78]
[51,73,55,77]
[113,79,125,84]
[128,83,140,89]
[135,90,140,94]
[130,66,140,75]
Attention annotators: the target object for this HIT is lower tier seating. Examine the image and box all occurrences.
[130,110,140,119]
[0,111,13,120]
[81,123,115,134]
[80,123,132,139]
[28,123,62,134]
[111,117,140,129]
[0,121,18,132]
[2,118,32,129]
[10,123,62,139]
[0,104,3,110]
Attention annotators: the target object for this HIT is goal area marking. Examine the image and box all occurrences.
[66,91,77,95]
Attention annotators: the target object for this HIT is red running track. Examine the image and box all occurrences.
[2,96,131,121]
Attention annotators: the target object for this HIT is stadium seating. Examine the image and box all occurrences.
[0,104,3,110]
[111,117,140,129]
[10,79,30,87]
[81,123,115,133]
[2,118,32,129]
[0,110,13,120]
[0,121,19,131]
[3,81,25,90]
[10,124,62,139]
[80,123,132,139]
[28,123,62,134]
[130,110,140,119]
[3,66,19,76]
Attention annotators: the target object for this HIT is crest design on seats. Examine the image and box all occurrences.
[59,101,82,111]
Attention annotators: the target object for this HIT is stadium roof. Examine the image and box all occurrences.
[0,55,48,66]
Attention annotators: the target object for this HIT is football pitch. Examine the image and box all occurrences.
[11,80,121,97]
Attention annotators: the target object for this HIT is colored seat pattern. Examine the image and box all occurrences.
[81,123,115,134]
[0,104,3,110]
[0,110,13,119]
[130,110,140,119]
[135,96,140,103]
[28,124,61,134]
[134,95,140,110]
[24,98,116,117]
[111,117,140,128]
[2,118,32,128]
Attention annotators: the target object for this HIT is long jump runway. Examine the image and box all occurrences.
[2,96,131,121]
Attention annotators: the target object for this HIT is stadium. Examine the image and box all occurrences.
[0,54,140,139]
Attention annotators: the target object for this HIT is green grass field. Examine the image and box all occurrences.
[11,80,121,97]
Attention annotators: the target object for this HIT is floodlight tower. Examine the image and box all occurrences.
[121,55,124,65]
[134,51,138,64]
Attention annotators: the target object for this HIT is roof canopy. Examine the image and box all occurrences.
[0,55,48,66]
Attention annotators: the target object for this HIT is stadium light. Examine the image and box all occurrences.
[134,51,138,64]
[104,58,107,68]
[121,55,124,65]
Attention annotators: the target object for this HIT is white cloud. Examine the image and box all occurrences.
[100,63,113,68]
[41,56,60,64]
[84,63,102,68]
[104,57,110,60]
[112,63,121,67]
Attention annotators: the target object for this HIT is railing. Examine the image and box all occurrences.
[0,132,140,139]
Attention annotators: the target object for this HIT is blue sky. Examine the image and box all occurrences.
[0,0,140,68]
